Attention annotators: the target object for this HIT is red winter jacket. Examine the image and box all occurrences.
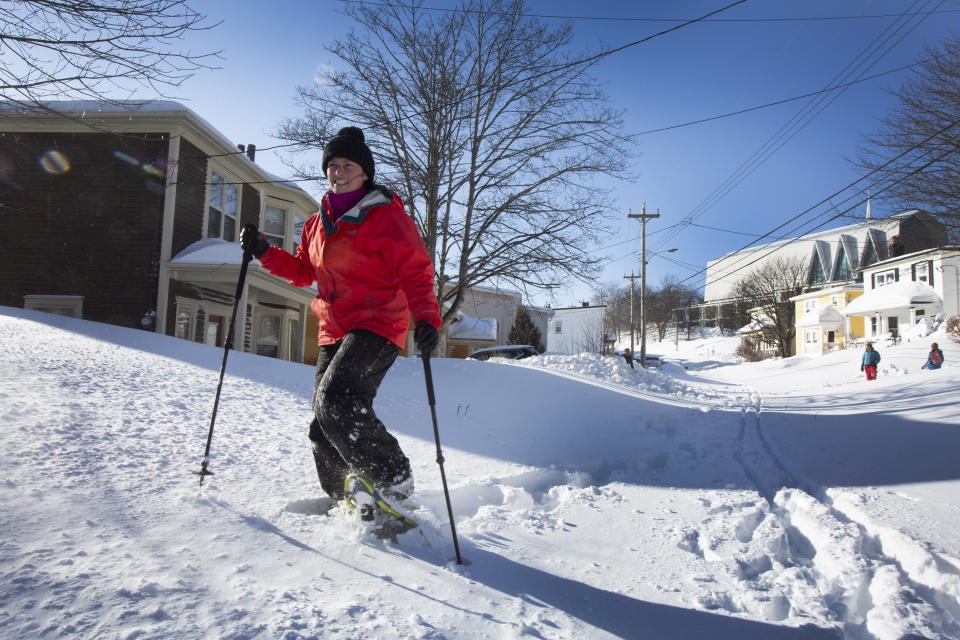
[258,187,441,348]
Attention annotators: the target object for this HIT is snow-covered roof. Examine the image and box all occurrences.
[448,312,497,341]
[789,284,862,301]
[170,239,251,265]
[796,305,844,327]
[843,281,942,316]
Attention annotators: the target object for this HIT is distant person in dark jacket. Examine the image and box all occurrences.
[861,343,881,381]
[925,342,944,370]
[622,348,635,369]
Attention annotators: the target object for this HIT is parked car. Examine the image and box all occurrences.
[468,345,539,361]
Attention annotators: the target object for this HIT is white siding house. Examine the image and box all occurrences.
[547,304,606,354]
[843,247,960,341]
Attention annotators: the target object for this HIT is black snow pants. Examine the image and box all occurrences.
[308,329,411,499]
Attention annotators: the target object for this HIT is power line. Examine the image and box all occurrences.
[681,117,960,290]
[687,222,793,240]
[635,50,957,136]
[339,1,960,24]
[652,0,943,254]
[57,0,750,188]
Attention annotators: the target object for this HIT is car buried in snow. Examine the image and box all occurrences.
[467,345,539,361]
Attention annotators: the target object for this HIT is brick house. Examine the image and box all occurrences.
[1,100,319,362]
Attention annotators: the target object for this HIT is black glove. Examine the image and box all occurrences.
[240,224,270,258]
[860,365,864,372]
[414,320,438,354]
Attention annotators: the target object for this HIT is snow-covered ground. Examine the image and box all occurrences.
[1,307,958,640]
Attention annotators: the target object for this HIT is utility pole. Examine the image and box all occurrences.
[623,273,640,354]
[628,205,660,368]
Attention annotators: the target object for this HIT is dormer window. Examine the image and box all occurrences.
[834,246,853,280]
[809,257,826,284]
[207,171,238,241]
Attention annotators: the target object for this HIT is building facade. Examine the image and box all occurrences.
[2,100,318,363]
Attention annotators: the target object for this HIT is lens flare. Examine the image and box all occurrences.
[112,150,140,166]
[142,163,166,179]
[38,150,71,174]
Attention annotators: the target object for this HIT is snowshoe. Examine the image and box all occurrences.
[343,473,417,541]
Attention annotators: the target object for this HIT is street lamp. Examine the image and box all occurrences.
[640,248,678,368]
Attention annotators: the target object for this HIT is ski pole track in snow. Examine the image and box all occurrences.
[686,389,960,639]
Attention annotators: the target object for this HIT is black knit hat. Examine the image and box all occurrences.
[322,126,375,185]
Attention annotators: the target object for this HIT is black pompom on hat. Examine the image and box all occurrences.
[322,126,375,185]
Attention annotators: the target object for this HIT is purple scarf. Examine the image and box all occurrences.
[326,187,367,222]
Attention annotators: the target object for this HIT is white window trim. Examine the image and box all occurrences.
[874,269,897,288]
[24,294,84,318]
[204,166,241,241]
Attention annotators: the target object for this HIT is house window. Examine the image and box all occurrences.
[913,262,930,284]
[827,330,836,343]
[554,321,563,334]
[804,299,816,313]
[294,214,306,247]
[830,294,840,307]
[23,294,83,318]
[874,269,897,288]
[256,313,281,358]
[175,300,197,341]
[207,171,238,241]
[804,329,820,344]
[888,316,899,338]
[870,317,878,335]
[263,205,287,248]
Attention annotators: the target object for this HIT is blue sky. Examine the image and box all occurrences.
[169,0,959,307]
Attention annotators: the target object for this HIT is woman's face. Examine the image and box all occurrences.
[326,157,367,193]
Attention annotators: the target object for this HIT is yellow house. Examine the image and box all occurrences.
[789,285,866,355]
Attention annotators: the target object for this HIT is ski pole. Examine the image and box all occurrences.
[421,353,464,565]
[195,244,254,485]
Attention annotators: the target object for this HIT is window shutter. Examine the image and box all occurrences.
[871,273,876,288]
[911,263,916,281]
[894,268,899,282]
[928,260,935,287]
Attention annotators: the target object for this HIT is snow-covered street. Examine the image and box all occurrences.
[1,307,957,639]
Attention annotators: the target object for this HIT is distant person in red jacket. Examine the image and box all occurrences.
[241,126,441,504]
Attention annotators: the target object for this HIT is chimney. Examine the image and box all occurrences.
[865,198,873,220]
[246,144,256,162]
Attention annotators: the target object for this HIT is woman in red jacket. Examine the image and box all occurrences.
[241,127,441,504]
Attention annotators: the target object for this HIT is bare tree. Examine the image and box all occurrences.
[730,256,807,358]
[854,35,960,239]
[276,0,632,328]
[593,281,629,341]
[647,276,702,341]
[0,0,219,108]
